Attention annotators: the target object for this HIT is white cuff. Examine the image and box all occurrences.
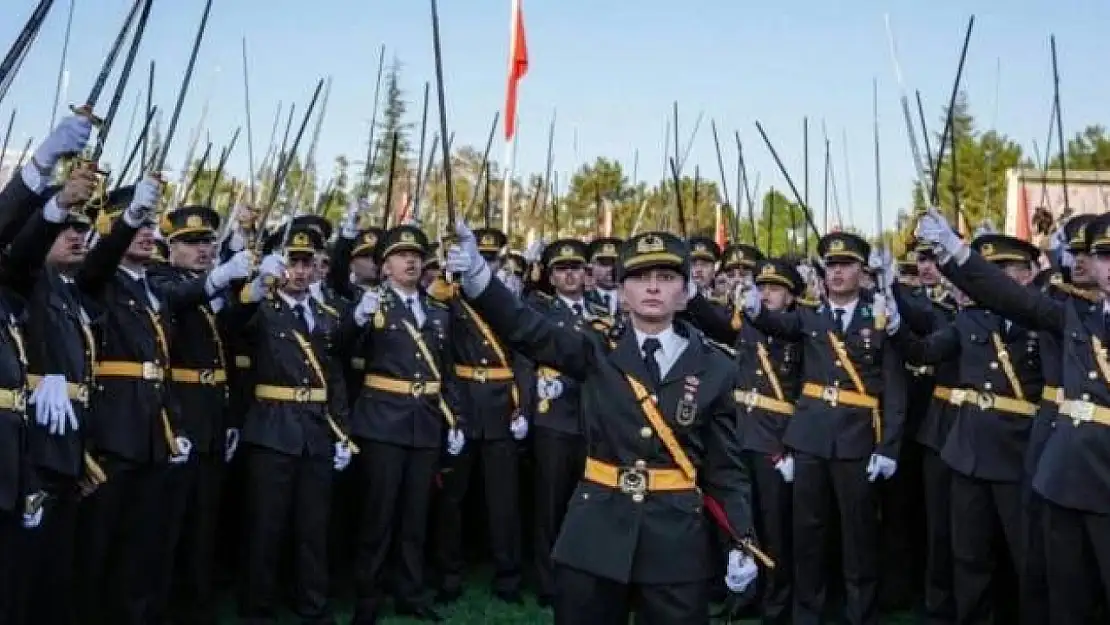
[42,196,67,224]
[20,162,48,195]
[205,274,220,297]
[953,244,971,266]
[461,264,492,299]
[121,209,144,229]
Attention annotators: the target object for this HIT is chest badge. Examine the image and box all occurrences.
[675,376,699,426]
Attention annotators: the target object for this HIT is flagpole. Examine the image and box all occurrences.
[501,129,516,236]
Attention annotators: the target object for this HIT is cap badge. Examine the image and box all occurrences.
[636,234,665,254]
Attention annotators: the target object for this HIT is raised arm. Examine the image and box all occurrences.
[890,320,961,366]
[942,251,1065,335]
[685,293,741,344]
[75,217,138,297]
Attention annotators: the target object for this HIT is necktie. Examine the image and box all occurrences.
[572,303,583,317]
[833,308,846,331]
[406,296,416,315]
[292,303,310,335]
[642,338,663,389]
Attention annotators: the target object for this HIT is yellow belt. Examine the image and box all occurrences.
[1060,399,1110,427]
[933,386,953,402]
[95,361,164,381]
[453,365,514,383]
[734,389,794,415]
[170,368,227,385]
[0,388,27,411]
[1041,386,1064,405]
[254,384,327,403]
[364,374,442,397]
[945,388,1037,417]
[583,458,697,497]
[26,374,89,404]
[802,382,879,409]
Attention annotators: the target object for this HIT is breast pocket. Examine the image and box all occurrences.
[845,332,879,366]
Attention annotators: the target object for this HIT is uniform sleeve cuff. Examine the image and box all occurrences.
[42,195,67,223]
[461,264,492,299]
[20,161,48,195]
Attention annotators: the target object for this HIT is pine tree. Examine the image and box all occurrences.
[366,58,412,224]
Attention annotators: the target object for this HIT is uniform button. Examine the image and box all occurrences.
[480,358,488,365]
[582,492,590,500]
[482,340,490,346]
[640,427,652,438]
[415,353,423,360]
[415,373,422,379]
[1082,393,1091,401]
[833,381,841,388]
[302,379,309,384]
[1090,371,1099,380]
[834,360,842,367]
[756,370,763,376]
[983,382,993,390]
[989,362,998,369]
[650,394,658,403]
[632,492,645,503]
[634,459,647,469]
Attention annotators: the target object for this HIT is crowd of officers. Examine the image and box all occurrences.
[1,115,1109,625]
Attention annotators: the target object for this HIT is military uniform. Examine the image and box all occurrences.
[461,231,754,625]
[147,206,232,625]
[342,225,461,623]
[526,239,599,605]
[935,216,1110,625]
[227,224,350,624]
[687,258,804,625]
[585,237,621,317]
[435,227,525,602]
[747,232,906,625]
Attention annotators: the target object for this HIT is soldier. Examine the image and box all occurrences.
[913,207,1108,625]
[70,176,194,625]
[228,223,353,624]
[585,237,621,316]
[740,231,906,625]
[446,224,759,624]
[687,257,804,625]
[148,205,252,625]
[719,242,764,292]
[434,226,528,606]
[526,239,596,607]
[341,225,463,624]
[892,233,1044,624]
[687,235,721,292]
[422,242,441,289]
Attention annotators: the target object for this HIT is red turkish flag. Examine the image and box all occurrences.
[503,0,529,141]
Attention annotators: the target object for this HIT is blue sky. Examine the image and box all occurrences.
[3,0,1108,236]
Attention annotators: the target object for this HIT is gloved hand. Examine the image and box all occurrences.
[878,292,902,335]
[740,283,762,316]
[500,270,523,297]
[54,162,98,211]
[123,175,162,227]
[725,549,759,593]
[353,288,382,327]
[227,227,246,253]
[774,454,795,483]
[866,453,898,482]
[333,441,352,471]
[169,437,193,465]
[258,253,285,279]
[445,221,490,297]
[31,374,78,436]
[914,208,967,263]
[340,198,364,239]
[33,115,93,172]
[446,428,465,456]
[509,413,528,440]
[224,428,240,463]
[536,377,564,401]
[523,239,544,264]
[22,501,44,529]
[207,250,253,293]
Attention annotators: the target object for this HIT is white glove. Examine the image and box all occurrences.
[774,455,795,483]
[446,221,491,298]
[258,253,285,279]
[510,414,529,440]
[866,453,898,482]
[353,288,382,327]
[878,292,901,335]
[225,428,240,463]
[914,208,966,263]
[725,549,759,593]
[340,199,364,239]
[207,250,253,293]
[33,115,93,171]
[227,230,246,253]
[501,271,523,297]
[169,437,193,464]
[523,239,544,264]
[22,504,44,529]
[31,375,78,436]
[536,377,564,401]
[741,284,762,316]
[446,428,466,456]
[123,175,162,227]
[333,441,352,471]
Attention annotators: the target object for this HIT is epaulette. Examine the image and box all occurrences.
[426,277,458,302]
[796,297,819,308]
[426,297,449,309]
[587,301,608,317]
[703,337,737,358]
[1049,273,1099,303]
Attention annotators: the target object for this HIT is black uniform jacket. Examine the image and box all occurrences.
[449,292,525,441]
[467,276,752,585]
[226,289,349,458]
[148,264,230,455]
[524,291,590,436]
[893,284,960,452]
[893,303,1043,482]
[942,251,1110,513]
[687,293,802,456]
[338,287,462,450]
[7,204,131,480]
[747,289,907,461]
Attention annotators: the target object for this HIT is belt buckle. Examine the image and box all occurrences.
[410,381,426,397]
[13,390,26,412]
[294,387,312,403]
[743,390,759,410]
[617,467,647,496]
[141,361,162,381]
[821,386,839,405]
[473,367,488,383]
[198,369,216,385]
[977,392,995,411]
[74,385,89,406]
[1071,400,1095,424]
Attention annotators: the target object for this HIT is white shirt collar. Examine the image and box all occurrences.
[558,293,586,313]
[390,283,426,327]
[632,325,687,379]
[118,265,146,281]
[828,297,859,329]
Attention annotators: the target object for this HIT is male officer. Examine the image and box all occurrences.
[586,237,621,316]
[741,231,906,625]
[447,224,759,624]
